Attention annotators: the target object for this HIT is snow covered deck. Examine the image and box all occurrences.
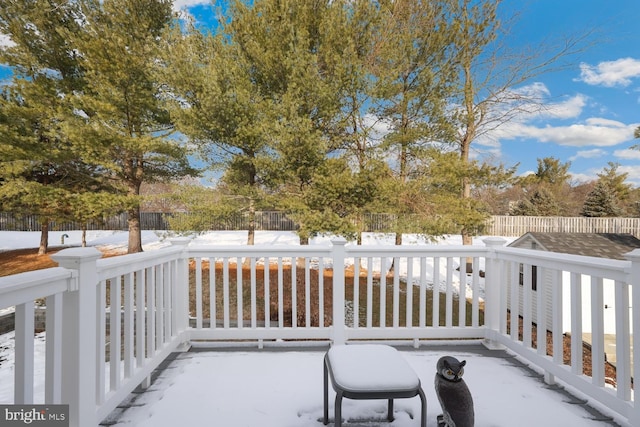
[1,233,639,426]
[101,343,617,427]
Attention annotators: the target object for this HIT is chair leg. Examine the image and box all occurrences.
[419,388,427,427]
[323,361,329,425]
[335,391,343,427]
[387,399,394,422]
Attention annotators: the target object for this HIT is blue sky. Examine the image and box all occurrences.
[483,0,640,184]
[2,0,640,185]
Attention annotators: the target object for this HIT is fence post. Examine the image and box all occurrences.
[331,238,347,346]
[482,237,507,350]
[626,249,640,427]
[51,247,102,427]
[170,238,191,346]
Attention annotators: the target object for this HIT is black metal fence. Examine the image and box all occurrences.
[0,211,298,232]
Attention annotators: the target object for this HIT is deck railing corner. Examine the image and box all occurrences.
[482,237,507,349]
[624,248,640,426]
[50,247,102,427]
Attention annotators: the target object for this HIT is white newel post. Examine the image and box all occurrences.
[482,237,506,350]
[51,247,102,427]
[331,238,347,345]
[626,249,640,426]
[170,238,191,346]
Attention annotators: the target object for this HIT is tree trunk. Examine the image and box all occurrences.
[247,199,256,246]
[388,232,402,274]
[127,205,143,253]
[38,221,49,255]
[82,224,87,247]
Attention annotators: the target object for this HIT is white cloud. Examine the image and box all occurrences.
[569,148,606,161]
[499,118,637,148]
[613,148,640,160]
[172,0,210,11]
[510,81,550,98]
[569,172,595,184]
[577,57,640,87]
[541,94,587,120]
[489,84,586,128]
[617,164,640,185]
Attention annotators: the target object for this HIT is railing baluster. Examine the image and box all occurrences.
[458,257,467,327]
[498,258,508,335]
[124,272,134,379]
[393,256,400,328]
[522,263,532,348]
[458,256,466,327]
[251,257,257,329]
[97,280,106,402]
[509,261,519,342]
[551,270,563,366]
[237,256,243,328]
[536,266,547,357]
[433,257,440,327]
[135,269,145,369]
[471,257,480,328]
[110,276,121,391]
[366,257,373,328]
[353,257,360,328]
[45,293,63,403]
[380,257,387,328]
[264,257,270,328]
[195,258,202,329]
[446,257,453,328]
[419,257,427,328]
[156,265,164,348]
[278,257,284,329]
[223,258,230,328]
[306,257,312,328]
[14,301,35,404]
[291,259,297,328]
[319,257,325,328]
[570,272,583,375]
[164,262,172,340]
[146,266,155,356]
[590,276,605,387]
[209,257,216,329]
[614,279,631,399]
[406,257,413,328]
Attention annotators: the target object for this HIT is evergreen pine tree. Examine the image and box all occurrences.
[581,181,623,217]
[0,0,90,254]
[65,0,197,253]
[369,0,459,245]
[511,187,562,216]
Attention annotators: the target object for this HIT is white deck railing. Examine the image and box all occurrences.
[0,238,638,426]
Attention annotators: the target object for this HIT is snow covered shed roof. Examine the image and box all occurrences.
[507,232,640,260]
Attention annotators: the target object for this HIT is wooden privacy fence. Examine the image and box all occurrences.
[0,211,639,237]
[485,215,640,237]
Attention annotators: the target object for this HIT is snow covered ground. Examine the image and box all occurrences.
[0,229,512,252]
[0,332,613,427]
[0,231,618,426]
[105,345,611,427]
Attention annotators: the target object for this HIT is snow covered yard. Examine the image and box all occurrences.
[102,344,613,427]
